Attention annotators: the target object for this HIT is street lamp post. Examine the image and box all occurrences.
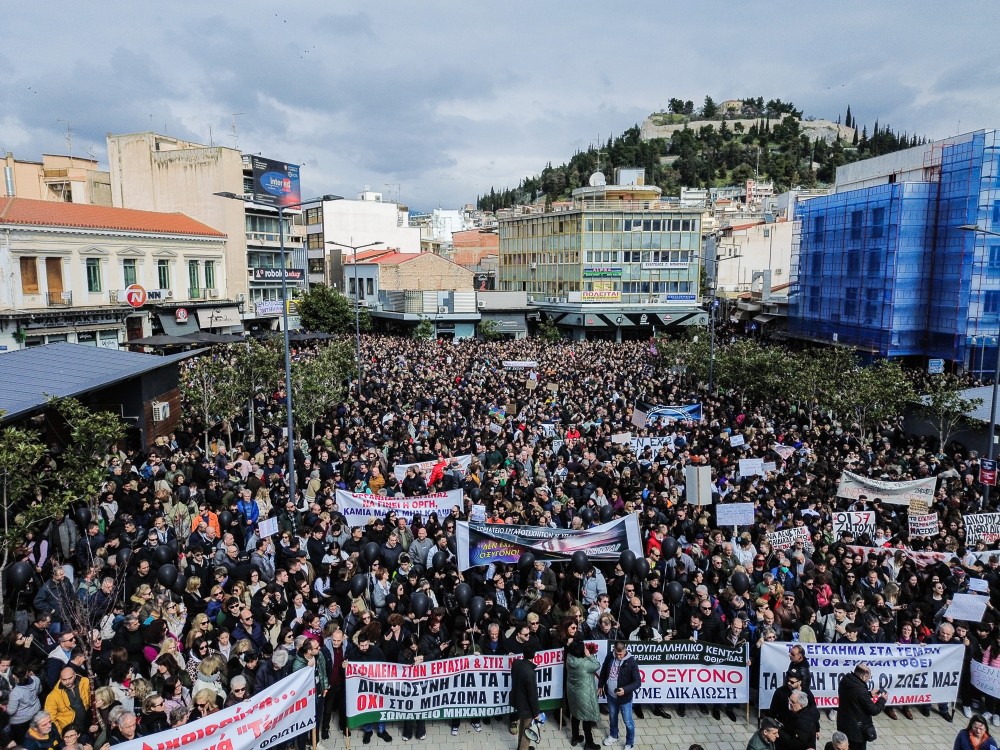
[960,224,1000,505]
[695,235,742,394]
[327,241,384,393]
[214,191,341,505]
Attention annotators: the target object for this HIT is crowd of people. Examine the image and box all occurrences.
[3,334,1000,750]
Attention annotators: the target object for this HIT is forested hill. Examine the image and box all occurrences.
[477,97,925,212]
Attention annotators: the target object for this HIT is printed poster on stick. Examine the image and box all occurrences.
[345,650,564,728]
[759,642,963,709]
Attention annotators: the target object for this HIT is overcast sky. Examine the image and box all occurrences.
[2,1,998,212]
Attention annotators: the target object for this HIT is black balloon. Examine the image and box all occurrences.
[8,561,33,589]
[579,507,594,526]
[731,571,751,596]
[218,511,235,529]
[455,582,473,608]
[74,506,92,529]
[432,551,448,570]
[517,552,536,572]
[156,563,178,589]
[153,545,173,566]
[571,550,590,574]
[117,547,133,569]
[599,505,613,523]
[618,550,637,576]
[411,592,431,619]
[362,542,381,567]
[171,574,187,596]
[447,536,457,555]
[469,487,482,502]
[661,537,679,558]
[468,595,487,623]
[350,573,368,598]
[633,558,651,580]
[666,581,685,604]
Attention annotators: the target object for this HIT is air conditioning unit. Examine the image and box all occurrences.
[207,289,220,298]
[437,305,448,314]
[151,401,170,422]
[530,263,537,270]
[477,300,485,309]
[651,296,661,304]
[164,290,175,299]
[527,296,535,303]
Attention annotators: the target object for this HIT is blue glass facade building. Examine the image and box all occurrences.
[789,130,1000,374]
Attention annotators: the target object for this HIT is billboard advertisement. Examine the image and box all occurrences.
[251,156,301,207]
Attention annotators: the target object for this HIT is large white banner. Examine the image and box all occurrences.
[345,649,564,727]
[759,642,963,709]
[966,514,1000,545]
[836,471,938,506]
[336,489,462,524]
[117,668,314,750]
[393,455,472,482]
[832,511,876,540]
[590,640,749,704]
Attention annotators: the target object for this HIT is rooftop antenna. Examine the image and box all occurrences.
[230,113,245,149]
[56,119,74,158]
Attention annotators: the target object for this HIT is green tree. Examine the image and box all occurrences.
[478,319,505,342]
[0,418,45,619]
[702,96,719,119]
[833,360,914,443]
[227,339,283,439]
[918,374,984,451]
[536,318,562,343]
[298,284,370,334]
[290,341,353,437]
[414,317,434,340]
[181,352,242,455]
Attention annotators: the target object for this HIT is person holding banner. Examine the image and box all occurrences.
[344,631,391,744]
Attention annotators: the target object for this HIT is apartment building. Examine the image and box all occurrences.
[0,197,226,351]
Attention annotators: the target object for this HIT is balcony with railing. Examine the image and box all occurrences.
[46,291,72,306]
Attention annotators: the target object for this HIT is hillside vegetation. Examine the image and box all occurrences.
[478,97,925,212]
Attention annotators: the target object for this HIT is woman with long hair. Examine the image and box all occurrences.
[564,638,601,750]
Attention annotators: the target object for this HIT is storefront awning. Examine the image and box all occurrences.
[753,313,780,324]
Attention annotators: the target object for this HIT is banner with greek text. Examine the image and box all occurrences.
[767,526,811,551]
[966,514,1000,545]
[759,642,963,710]
[345,649,564,728]
[909,513,939,539]
[832,511,876,541]
[590,640,749,705]
[392,455,472,482]
[455,515,642,570]
[845,545,995,570]
[836,472,938,506]
[629,436,675,454]
[335,489,462,524]
[116,667,314,750]
[971,661,1000,699]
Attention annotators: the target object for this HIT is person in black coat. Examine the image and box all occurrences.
[509,644,541,750]
[598,640,642,749]
[836,663,886,750]
[778,689,820,750]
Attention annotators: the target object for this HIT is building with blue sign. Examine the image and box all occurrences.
[497,169,708,340]
[788,129,1000,374]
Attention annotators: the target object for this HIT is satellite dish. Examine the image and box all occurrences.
[588,171,606,187]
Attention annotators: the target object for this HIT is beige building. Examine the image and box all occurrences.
[2,152,112,205]
[0,196,227,351]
